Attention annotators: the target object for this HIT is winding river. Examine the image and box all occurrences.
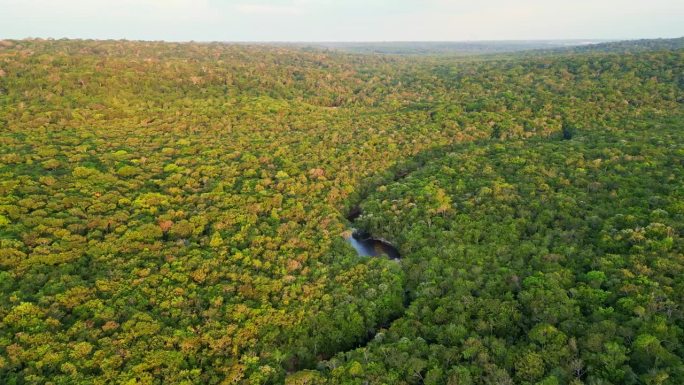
[344,229,401,260]
[343,205,401,259]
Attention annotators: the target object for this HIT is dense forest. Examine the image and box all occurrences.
[332,117,684,385]
[299,38,684,57]
[0,38,682,384]
[292,41,608,56]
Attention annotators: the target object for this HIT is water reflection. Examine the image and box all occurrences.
[344,229,401,260]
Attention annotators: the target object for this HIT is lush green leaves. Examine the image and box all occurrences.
[0,38,682,384]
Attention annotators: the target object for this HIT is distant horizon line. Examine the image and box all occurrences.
[2,36,683,44]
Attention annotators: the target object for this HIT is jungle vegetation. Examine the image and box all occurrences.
[0,38,682,384]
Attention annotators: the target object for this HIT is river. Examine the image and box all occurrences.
[343,229,401,260]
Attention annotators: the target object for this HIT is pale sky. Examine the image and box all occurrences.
[1,0,682,42]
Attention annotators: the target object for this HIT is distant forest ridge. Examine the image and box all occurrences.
[2,37,683,56]
[295,40,609,55]
[293,37,684,55]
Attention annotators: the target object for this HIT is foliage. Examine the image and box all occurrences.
[327,116,684,384]
[0,38,681,384]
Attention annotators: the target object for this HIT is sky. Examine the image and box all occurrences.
[1,0,682,42]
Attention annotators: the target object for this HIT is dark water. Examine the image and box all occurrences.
[345,230,401,260]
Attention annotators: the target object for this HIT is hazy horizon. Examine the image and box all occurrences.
[1,0,682,42]
[0,38,620,43]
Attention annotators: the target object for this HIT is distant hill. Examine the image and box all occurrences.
[285,38,684,56]
[293,40,609,55]
[540,37,684,54]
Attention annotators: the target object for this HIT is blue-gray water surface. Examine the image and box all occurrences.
[345,230,400,260]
